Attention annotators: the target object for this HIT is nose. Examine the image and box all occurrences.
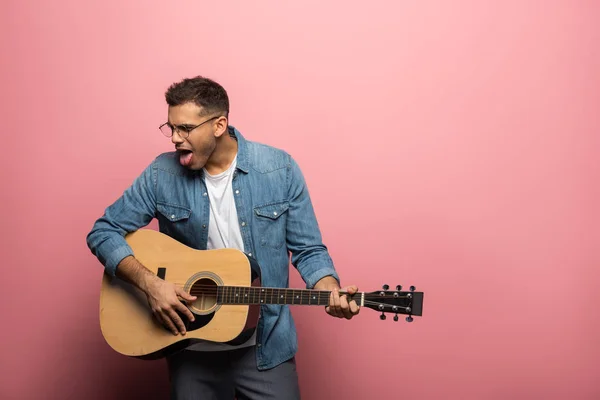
[171,129,185,145]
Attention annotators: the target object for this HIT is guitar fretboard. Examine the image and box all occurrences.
[216,286,358,306]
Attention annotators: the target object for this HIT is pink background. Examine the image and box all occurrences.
[1,1,599,399]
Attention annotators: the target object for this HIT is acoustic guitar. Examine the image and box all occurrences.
[99,229,424,359]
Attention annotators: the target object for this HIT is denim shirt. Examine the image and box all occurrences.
[86,126,339,370]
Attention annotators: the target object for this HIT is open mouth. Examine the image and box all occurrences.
[178,149,193,166]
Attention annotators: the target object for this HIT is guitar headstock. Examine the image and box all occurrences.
[363,284,424,322]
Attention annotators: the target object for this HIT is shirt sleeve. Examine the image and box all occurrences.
[285,155,340,289]
[86,161,157,276]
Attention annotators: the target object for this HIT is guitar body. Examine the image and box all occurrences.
[99,229,261,359]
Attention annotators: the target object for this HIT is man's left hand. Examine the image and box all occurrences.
[326,285,360,319]
[314,276,360,319]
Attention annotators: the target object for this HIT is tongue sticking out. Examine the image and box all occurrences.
[180,151,193,166]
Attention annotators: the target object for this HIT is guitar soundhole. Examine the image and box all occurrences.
[189,278,218,314]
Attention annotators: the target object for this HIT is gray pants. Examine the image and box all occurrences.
[166,346,301,399]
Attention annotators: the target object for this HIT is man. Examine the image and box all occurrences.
[86,76,359,399]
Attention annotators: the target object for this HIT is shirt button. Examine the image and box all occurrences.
[235,190,240,194]
[248,253,252,257]
[257,343,262,347]
[202,224,207,229]
[273,212,278,216]
[203,192,207,196]
[241,222,246,226]
[170,215,176,219]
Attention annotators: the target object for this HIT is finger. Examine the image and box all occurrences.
[177,287,197,302]
[327,292,338,318]
[174,299,195,322]
[332,288,343,318]
[158,311,179,335]
[167,309,187,335]
[328,290,338,317]
[349,300,360,315]
[326,293,333,316]
[340,294,352,319]
[345,285,358,295]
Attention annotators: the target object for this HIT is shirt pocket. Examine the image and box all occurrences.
[254,200,289,249]
[156,202,192,223]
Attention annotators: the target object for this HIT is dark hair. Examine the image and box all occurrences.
[165,76,229,117]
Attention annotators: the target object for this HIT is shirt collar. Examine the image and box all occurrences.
[228,125,249,174]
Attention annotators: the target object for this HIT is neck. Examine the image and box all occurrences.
[216,286,363,306]
[204,133,238,175]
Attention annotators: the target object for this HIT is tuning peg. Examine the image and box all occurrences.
[410,286,416,292]
[382,284,389,290]
[406,316,413,322]
[393,314,399,322]
[396,285,402,291]
[380,313,386,320]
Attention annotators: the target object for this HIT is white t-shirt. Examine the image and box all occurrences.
[186,155,257,351]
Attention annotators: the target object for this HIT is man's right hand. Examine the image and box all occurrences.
[115,255,197,336]
[143,277,197,335]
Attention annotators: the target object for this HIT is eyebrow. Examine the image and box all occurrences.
[168,122,196,129]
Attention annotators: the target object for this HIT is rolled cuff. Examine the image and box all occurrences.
[301,264,340,289]
[96,238,134,276]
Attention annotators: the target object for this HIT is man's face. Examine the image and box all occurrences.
[167,102,223,170]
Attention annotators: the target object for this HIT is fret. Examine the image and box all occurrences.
[217,287,353,306]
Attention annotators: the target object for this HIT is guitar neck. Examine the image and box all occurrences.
[216,286,362,306]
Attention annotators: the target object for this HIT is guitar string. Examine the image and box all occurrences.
[181,299,411,312]
[187,291,412,299]
[186,291,413,300]
[179,289,413,305]
[170,284,413,299]
[190,291,410,300]
[175,283,414,292]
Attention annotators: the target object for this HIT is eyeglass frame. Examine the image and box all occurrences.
[158,115,222,139]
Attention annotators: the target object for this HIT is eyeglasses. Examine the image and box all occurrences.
[158,116,220,139]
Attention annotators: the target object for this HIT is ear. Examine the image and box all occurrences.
[213,116,229,138]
